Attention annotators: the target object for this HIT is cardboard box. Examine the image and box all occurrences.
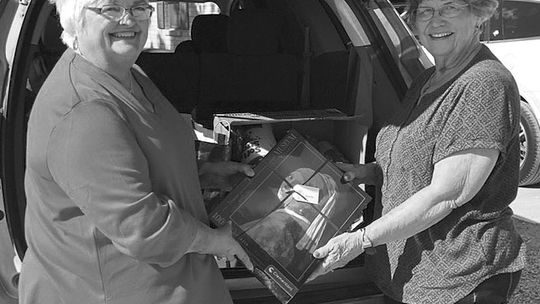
[210,129,371,303]
[212,109,370,166]
[199,109,370,217]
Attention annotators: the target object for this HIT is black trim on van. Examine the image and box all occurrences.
[1,0,48,259]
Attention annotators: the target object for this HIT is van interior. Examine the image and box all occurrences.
[28,0,377,126]
[3,0,429,301]
[11,0,416,255]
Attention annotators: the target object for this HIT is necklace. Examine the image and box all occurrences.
[420,74,434,97]
[418,72,435,105]
[129,75,135,95]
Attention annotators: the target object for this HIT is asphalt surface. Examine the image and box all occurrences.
[512,183,540,224]
[509,183,540,304]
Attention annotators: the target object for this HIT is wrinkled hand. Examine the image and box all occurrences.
[336,162,381,186]
[308,231,364,281]
[336,162,366,183]
[199,161,254,191]
[210,223,254,271]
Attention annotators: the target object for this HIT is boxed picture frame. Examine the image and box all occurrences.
[210,129,371,303]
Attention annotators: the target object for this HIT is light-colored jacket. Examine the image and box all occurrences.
[20,48,231,304]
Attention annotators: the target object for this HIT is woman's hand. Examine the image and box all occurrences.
[188,222,254,271]
[209,223,254,271]
[308,230,364,281]
[336,162,382,186]
[199,161,255,190]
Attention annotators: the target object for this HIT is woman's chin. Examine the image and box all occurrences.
[110,46,140,61]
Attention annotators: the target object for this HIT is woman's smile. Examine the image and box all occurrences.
[429,32,453,39]
[110,31,137,39]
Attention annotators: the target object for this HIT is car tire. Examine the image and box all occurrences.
[519,101,540,186]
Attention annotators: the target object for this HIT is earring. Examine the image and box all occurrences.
[73,36,79,51]
[474,23,483,35]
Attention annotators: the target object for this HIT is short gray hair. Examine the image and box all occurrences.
[407,0,499,25]
[468,0,499,22]
[49,0,99,50]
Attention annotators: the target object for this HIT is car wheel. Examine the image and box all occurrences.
[519,100,540,186]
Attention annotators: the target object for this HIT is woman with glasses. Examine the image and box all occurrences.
[311,0,526,303]
[20,0,253,303]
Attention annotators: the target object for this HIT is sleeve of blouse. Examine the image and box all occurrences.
[433,69,520,164]
[47,100,200,268]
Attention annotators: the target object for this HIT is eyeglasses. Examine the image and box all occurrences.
[85,4,155,21]
[412,3,470,21]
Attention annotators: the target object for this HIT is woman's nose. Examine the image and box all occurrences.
[429,15,447,27]
[118,11,136,24]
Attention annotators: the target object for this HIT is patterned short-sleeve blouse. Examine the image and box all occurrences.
[370,46,526,304]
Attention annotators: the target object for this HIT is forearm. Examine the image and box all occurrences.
[186,220,216,255]
[311,186,454,279]
[365,149,498,247]
[96,195,201,266]
[312,150,499,277]
[364,185,454,247]
[198,161,254,190]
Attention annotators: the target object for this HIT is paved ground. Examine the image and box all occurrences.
[510,218,540,304]
[512,183,540,224]
[509,183,540,304]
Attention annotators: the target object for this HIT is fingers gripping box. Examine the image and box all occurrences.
[210,129,371,303]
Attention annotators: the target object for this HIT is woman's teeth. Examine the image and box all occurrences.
[430,32,452,38]
[111,32,136,38]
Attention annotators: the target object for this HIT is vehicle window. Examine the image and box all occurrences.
[390,0,408,16]
[1,0,10,96]
[0,0,8,16]
[363,0,432,86]
[324,0,371,47]
[485,5,503,41]
[501,0,540,40]
[1,0,20,96]
[145,1,220,51]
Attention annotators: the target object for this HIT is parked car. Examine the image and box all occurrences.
[482,0,540,186]
[393,0,540,186]
[0,0,430,303]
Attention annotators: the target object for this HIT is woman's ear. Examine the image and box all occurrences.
[476,15,488,28]
[475,20,482,29]
[474,18,486,35]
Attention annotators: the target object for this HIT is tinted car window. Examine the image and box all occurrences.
[368,0,432,86]
[502,0,540,39]
[486,3,503,41]
[146,1,220,51]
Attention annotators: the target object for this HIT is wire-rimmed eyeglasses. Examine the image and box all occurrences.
[412,3,470,21]
[85,4,155,21]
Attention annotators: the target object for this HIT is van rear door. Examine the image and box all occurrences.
[0,1,31,302]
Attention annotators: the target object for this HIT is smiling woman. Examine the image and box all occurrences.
[311,0,527,303]
[18,0,255,304]
[409,0,488,86]
[55,0,153,87]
